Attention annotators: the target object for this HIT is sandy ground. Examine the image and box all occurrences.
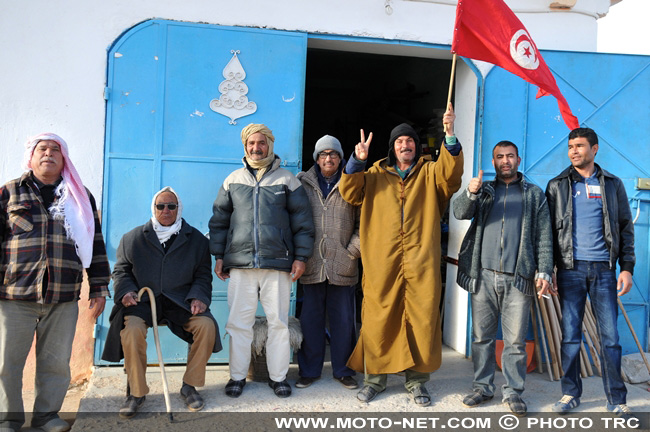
[16,346,650,431]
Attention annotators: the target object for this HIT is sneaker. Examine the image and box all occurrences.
[552,395,580,414]
[357,385,383,403]
[180,383,205,412]
[295,376,319,388]
[462,390,493,408]
[119,395,145,419]
[269,379,292,397]
[606,403,634,420]
[334,376,358,389]
[225,378,246,398]
[504,394,527,417]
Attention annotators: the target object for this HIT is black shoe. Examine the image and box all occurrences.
[225,378,246,398]
[119,395,145,419]
[268,379,292,397]
[357,385,383,403]
[462,390,493,408]
[295,376,319,388]
[181,383,205,412]
[334,376,359,389]
[409,384,431,407]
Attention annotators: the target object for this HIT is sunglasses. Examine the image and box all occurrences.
[155,203,178,211]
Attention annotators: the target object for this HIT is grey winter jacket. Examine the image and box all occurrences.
[453,175,553,296]
[545,164,635,274]
[209,157,314,272]
[297,165,361,286]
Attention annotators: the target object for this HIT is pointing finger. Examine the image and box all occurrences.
[360,129,365,144]
[478,170,483,182]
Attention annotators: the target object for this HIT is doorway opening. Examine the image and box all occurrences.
[299,45,454,324]
[302,48,453,168]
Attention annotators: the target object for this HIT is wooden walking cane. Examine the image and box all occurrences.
[534,295,554,381]
[137,287,174,422]
[618,298,650,377]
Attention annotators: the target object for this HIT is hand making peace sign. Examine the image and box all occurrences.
[354,129,374,161]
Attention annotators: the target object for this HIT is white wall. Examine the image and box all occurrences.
[0,0,609,198]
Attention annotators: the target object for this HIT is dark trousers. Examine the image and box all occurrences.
[298,281,357,378]
[557,260,627,405]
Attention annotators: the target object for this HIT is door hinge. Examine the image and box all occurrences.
[636,178,650,190]
[104,87,111,101]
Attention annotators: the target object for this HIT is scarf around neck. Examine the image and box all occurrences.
[150,186,183,245]
[23,133,95,268]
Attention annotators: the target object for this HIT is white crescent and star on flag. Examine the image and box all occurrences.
[510,29,540,70]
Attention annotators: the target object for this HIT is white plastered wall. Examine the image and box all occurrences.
[0,0,608,199]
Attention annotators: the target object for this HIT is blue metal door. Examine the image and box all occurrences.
[478,50,650,354]
[95,20,307,364]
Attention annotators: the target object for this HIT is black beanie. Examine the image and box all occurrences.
[387,123,421,167]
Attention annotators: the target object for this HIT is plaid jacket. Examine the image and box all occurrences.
[0,173,110,303]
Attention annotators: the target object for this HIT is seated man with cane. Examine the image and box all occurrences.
[102,186,221,418]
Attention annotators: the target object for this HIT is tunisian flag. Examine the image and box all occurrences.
[452,0,579,130]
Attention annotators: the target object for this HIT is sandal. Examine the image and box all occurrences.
[409,384,431,407]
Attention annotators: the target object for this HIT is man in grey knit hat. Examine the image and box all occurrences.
[296,135,361,391]
[453,140,553,417]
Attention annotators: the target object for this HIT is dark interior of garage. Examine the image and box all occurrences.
[301,48,453,170]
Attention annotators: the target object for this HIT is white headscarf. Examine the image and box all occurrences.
[24,133,95,268]
[150,186,183,244]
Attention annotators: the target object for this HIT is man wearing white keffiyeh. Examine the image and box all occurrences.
[0,133,110,432]
[102,186,220,418]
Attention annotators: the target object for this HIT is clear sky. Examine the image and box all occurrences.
[597,0,650,55]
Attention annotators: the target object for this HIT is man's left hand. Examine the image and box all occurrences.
[617,270,633,296]
[443,102,456,136]
[191,299,208,315]
[290,260,305,282]
[89,296,106,320]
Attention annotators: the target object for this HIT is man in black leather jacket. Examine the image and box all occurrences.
[545,127,634,416]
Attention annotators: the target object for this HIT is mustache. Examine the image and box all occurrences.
[250,150,265,155]
[40,157,57,163]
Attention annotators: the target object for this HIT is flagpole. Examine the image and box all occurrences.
[447,53,457,107]
[445,53,458,135]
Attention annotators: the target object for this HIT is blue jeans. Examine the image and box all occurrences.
[298,281,357,378]
[0,300,78,431]
[557,261,626,405]
[471,269,532,400]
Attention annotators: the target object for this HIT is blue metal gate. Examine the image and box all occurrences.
[478,50,650,354]
[95,20,307,364]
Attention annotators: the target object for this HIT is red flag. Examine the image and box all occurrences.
[452,0,579,130]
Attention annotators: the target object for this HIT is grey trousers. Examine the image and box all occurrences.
[0,300,78,431]
[471,269,532,400]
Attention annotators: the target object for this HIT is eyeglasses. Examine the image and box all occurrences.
[155,203,178,211]
[318,151,340,160]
